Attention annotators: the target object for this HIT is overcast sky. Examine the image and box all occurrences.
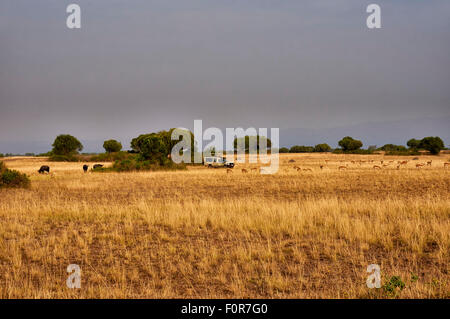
[1,0,449,153]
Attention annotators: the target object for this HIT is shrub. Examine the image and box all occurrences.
[108,158,186,172]
[0,161,30,189]
[383,276,406,297]
[289,145,314,153]
[0,153,4,158]
[52,134,83,156]
[385,150,421,156]
[103,139,122,153]
[279,147,290,153]
[313,143,331,152]
[49,154,79,162]
[379,144,407,152]
[89,151,132,162]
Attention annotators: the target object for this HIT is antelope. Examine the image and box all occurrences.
[416,163,425,169]
[241,168,248,173]
[303,168,312,172]
[296,167,302,172]
[399,160,408,165]
[338,165,347,171]
[382,164,389,167]
[226,168,233,174]
[426,160,432,166]
[444,162,450,168]
[373,165,381,170]
[251,167,258,172]
[293,166,300,170]
[325,160,330,164]
[380,160,384,164]
[396,165,400,170]
[319,165,324,170]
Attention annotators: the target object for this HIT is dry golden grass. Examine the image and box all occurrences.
[0,154,449,298]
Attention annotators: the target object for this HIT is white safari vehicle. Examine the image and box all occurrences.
[203,156,235,168]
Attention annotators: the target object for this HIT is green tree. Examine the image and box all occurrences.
[313,143,331,152]
[279,147,289,153]
[379,144,407,152]
[407,138,421,150]
[233,136,272,153]
[52,134,83,155]
[103,139,122,153]
[139,134,169,163]
[419,136,444,155]
[338,136,363,152]
[0,153,4,158]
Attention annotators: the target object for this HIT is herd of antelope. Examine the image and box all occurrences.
[224,157,450,174]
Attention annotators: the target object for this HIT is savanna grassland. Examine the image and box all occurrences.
[0,154,449,298]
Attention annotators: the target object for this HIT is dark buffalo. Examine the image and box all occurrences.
[83,164,89,172]
[38,165,50,174]
[93,164,103,169]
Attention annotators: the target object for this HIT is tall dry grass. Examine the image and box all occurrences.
[0,154,448,298]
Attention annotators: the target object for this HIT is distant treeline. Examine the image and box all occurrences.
[280,136,446,155]
[0,135,446,162]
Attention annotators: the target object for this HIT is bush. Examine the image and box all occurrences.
[383,276,406,297]
[313,143,331,152]
[0,161,30,189]
[279,147,290,153]
[89,151,133,162]
[289,145,314,153]
[103,139,122,153]
[385,150,421,156]
[379,144,407,152]
[0,153,4,158]
[94,158,186,173]
[49,154,79,162]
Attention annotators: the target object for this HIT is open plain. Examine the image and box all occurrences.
[0,154,449,298]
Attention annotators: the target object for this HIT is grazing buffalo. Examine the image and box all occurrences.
[38,165,50,174]
[93,164,103,169]
[83,164,89,172]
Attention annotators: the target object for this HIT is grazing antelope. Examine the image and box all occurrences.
[251,167,258,172]
[226,168,233,174]
[416,163,425,169]
[373,165,381,170]
[338,165,347,171]
[241,168,248,173]
[400,160,408,165]
[293,166,300,170]
[426,160,432,166]
[296,167,302,172]
[351,160,355,164]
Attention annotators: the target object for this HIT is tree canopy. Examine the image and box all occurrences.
[338,136,363,151]
[233,135,272,153]
[103,139,122,153]
[52,134,83,155]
